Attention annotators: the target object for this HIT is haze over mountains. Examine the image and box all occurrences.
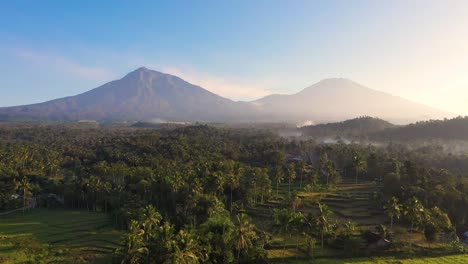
[0,67,453,124]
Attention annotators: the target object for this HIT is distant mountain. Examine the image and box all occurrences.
[0,69,454,123]
[253,78,453,124]
[301,116,395,138]
[0,67,253,122]
[371,116,468,141]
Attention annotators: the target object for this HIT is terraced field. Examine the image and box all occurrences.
[0,208,122,263]
[321,181,386,226]
[247,180,390,260]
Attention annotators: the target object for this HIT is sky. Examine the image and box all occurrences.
[1,0,467,115]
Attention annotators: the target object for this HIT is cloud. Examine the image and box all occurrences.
[14,48,116,82]
[145,64,274,101]
[10,48,276,101]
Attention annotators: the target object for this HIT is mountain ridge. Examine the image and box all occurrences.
[0,67,454,123]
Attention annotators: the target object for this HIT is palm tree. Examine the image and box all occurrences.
[141,205,162,241]
[297,161,306,189]
[290,211,304,258]
[352,152,366,184]
[384,196,402,229]
[392,158,402,178]
[120,220,148,264]
[17,175,32,213]
[287,163,296,198]
[165,230,202,264]
[404,197,425,233]
[316,202,333,248]
[233,213,257,263]
[271,165,284,197]
[302,213,318,258]
[273,208,294,257]
[225,161,241,213]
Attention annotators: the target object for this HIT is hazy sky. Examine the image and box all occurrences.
[1,0,467,115]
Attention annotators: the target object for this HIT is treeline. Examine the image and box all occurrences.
[301,116,468,142]
[372,116,468,141]
[300,116,395,138]
[0,124,467,262]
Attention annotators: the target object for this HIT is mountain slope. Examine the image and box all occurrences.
[371,116,468,141]
[301,116,395,137]
[0,67,252,122]
[253,78,453,124]
[0,70,454,123]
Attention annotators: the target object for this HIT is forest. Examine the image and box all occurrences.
[0,123,467,263]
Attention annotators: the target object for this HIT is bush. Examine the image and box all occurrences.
[424,223,437,242]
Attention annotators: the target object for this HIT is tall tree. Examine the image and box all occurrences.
[233,213,257,263]
[286,163,296,199]
[270,165,284,197]
[120,220,148,264]
[404,197,425,232]
[384,196,402,229]
[352,152,366,184]
[17,175,33,213]
[315,202,333,248]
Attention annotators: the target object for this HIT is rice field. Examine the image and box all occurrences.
[0,208,122,263]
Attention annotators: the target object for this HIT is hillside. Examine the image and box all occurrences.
[0,69,453,123]
[372,116,468,141]
[253,78,452,124]
[0,67,254,122]
[300,116,395,138]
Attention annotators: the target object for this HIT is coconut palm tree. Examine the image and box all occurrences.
[17,175,32,213]
[297,161,306,189]
[224,161,240,213]
[404,197,425,233]
[384,196,402,229]
[233,213,257,263]
[120,220,148,264]
[273,208,294,256]
[316,202,333,248]
[165,230,202,264]
[271,165,284,197]
[141,205,162,241]
[352,152,366,184]
[287,163,296,198]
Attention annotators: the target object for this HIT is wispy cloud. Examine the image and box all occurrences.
[144,64,274,101]
[10,48,276,101]
[14,48,116,82]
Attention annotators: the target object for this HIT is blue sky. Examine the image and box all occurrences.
[1,1,467,114]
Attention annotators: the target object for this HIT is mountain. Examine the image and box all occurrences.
[0,69,454,123]
[252,78,453,124]
[300,116,395,138]
[0,67,253,122]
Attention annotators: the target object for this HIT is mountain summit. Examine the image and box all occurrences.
[253,78,452,123]
[0,67,251,122]
[0,68,453,123]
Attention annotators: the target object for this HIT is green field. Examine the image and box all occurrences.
[0,208,122,263]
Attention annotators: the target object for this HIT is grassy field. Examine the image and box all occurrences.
[0,208,122,263]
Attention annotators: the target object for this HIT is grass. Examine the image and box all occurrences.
[0,208,122,263]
